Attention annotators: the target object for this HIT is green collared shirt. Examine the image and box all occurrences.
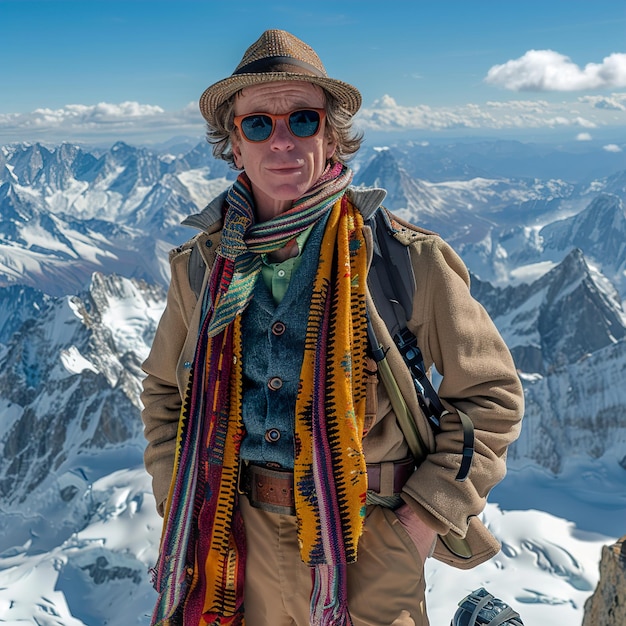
[260,225,315,304]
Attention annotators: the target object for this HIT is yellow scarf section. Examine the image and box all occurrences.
[294,194,369,568]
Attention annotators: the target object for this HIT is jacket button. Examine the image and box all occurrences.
[271,321,286,336]
[205,239,213,247]
[265,428,281,443]
[267,377,283,390]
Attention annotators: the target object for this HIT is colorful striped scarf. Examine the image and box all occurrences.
[151,163,369,625]
[206,164,354,338]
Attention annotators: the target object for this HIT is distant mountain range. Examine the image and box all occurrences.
[0,138,624,625]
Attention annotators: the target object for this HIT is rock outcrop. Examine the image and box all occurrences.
[582,536,626,626]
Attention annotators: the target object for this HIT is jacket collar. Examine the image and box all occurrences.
[181,186,388,232]
[181,189,228,231]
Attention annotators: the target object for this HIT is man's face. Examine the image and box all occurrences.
[231,81,337,220]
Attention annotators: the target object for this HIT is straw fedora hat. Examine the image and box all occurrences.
[199,29,362,127]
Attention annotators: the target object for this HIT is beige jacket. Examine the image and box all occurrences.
[141,187,524,568]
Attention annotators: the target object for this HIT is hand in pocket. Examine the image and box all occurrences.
[394,503,437,565]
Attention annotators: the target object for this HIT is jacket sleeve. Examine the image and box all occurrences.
[141,247,198,516]
[401,236,524,537]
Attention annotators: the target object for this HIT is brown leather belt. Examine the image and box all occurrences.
[240,463,295,515]
[240,457,415,516]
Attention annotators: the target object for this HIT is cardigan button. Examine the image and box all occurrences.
[268,377,283,391]
[271,321,286,336]
[265,428,281,443]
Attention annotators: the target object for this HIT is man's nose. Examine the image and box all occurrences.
[270,119,294,149]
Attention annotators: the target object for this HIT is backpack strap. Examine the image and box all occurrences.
[365,207,474,482]
[366,207,414,338]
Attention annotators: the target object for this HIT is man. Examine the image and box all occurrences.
[141,29,524,626]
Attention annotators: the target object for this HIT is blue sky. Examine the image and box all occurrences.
[1,0,625,146]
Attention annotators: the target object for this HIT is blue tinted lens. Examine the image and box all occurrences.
[288,110,321,137]
[240,115,274,141]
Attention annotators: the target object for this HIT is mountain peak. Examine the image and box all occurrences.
[355,148,402,187]
[110,140,133,153]
[541,192,625,250]
[473,247,626,374]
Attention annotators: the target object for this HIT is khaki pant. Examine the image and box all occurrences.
[241,496,429,626]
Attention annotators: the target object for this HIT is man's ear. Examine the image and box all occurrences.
[232,135,243,169]
[325,134,338,161]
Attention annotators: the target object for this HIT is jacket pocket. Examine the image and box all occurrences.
[432,516,501,570]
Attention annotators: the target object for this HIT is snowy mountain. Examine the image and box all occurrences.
[354,148,503,241]
[0,273,164,624]
[455,194,626,301]
[472,248,626,374]
[0,142,234,296]
[540,193,626,296]
[0,139,625,625]
[0,274,164,504]
[468,247,626,476]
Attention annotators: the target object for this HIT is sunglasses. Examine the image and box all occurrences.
[232,108,326,143]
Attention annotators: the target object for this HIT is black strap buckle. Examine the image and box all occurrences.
[394,328,444,433]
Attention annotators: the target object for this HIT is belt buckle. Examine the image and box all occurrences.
[244,462,296,516]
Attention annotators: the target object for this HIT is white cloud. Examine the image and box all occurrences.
[486,99,550,112]
[0,101,203,144]
[579,93,626,111]
[3,102,166,128]
[485,50,626,92]
[576,133,592,141]
[356,94,611,133]
[357,96,490,131]
[603,143,622,152]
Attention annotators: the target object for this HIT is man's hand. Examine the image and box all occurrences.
[394,503,437,564]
